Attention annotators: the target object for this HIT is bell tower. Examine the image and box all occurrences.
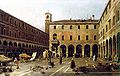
[45,12,52,34]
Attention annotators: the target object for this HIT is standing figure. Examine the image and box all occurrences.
[59,56,62,64]
[14,57,19,69]
[70,59,76,69]
[95,54,98,61]
[93,55,95,61]
[59,52,62,64]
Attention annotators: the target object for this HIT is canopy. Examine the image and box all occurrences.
[0,55,12,62]
[19,53,31,58]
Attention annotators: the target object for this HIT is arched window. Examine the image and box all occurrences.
[53,33,57,39]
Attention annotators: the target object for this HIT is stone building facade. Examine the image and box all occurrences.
[0,9,49,58]
[45,12,99,58]
[99,0,120,60]
[45,0,120,60]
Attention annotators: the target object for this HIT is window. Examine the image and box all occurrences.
[113,16,115,25]
[62,35,64,40]
[86,35,88,40]
[106,25,108,32]
[108,19,111,29]
[116,10,119,22]
[101,31,102,37]
[103,29,104,39]
[53,34,57,39]
[70,35,72,40]
[0,27,1,35]
[109,0,111,9]
[70,25,72,29]
[54,26,56,29]
[86,25,88,29]
[94,35,96,40]
[9,31,11,36]
[103,29,104,36]
[3,29,6,35]
[15,32,17,38]
[78,25,80,29]
[78,35,80,40]
[94,25,96,29]
[62,25,64,29]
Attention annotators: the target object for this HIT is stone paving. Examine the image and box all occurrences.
[0,57,119,76]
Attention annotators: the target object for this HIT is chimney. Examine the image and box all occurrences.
[92,15,95,20]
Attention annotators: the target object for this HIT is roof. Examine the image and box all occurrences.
[53,19,99,23]
[48,19,99,25]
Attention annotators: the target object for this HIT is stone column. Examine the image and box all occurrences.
[82,46,84,58]
[108,41,110,58]
[74,46,76,57]
[99,45,101,58]
[90,45,93,58]
[66,46,68,57]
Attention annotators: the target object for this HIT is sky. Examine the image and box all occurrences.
[0,0,108,31]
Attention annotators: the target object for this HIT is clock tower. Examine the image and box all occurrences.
[45,12,52,34]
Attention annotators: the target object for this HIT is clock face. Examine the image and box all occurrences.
[46,15,49,18]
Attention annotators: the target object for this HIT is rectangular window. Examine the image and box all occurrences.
[15,32,17,38]
[94,25,96,29]
[116,10,119,22]
[106,25,108,32]
[103,29,104,39]
[78,35,80,40]
[113,16,115,25]
[70,35,72,40]
[70,25,72,29]
[86,25,88,29]
[3,29,5,35]
[9,31,11,36]
[78,25,80,29]
[94,35,96,40]
[101,31,102,37]
[62,35,64,40]
[0,27,1,35]
[86,35,88,40]
[54,26,56,29]
[109,0,111,9]
[108,19,111,29]
[62,25,64,29]
[103,29,104,36]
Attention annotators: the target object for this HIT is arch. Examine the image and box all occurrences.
[29,45,31,48]
[32,45,34,48]
[9,41,13,46]
[26,44,28,48]
[34,45,36,48]
[22,43,25,47]
[92,44,98,56]
[113,35,116,57]
[68,44,74,57]
[3,40,8,45]
[53,33,57,39]
[60,45,66,57]
[84,44,90,57]
[117,32,120,62]
[18,43,21,47]
[37,46,39,48]
[76,44,82,58]
[106,40,108,57]
[14,42,17,47]
[109,37,112,58]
